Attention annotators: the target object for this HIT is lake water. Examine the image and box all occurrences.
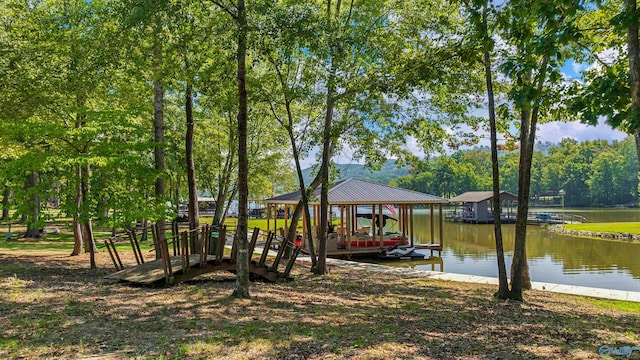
[374,208,640,292]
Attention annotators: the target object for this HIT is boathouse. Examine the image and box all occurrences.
[448,191,517,223]
[265,178,448,257]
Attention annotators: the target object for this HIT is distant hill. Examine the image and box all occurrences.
[302,161,409,186]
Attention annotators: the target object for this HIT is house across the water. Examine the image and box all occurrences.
[264,178,448,258]
[448,191,518,224]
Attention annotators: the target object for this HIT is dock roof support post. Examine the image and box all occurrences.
[410,205,414,247]
[285,204,289,229]
[371,203,376,247]
[439,203,444,250]
[430,203,435,245]
[274,204,278,233]
[402,205,407,244]
[267,203,271,232]
[378,204,383,247]
[352,204,357,234]
[347,205,352,250]
[302,205,307,244]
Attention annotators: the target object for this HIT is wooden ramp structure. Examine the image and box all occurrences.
[104,225,300,285]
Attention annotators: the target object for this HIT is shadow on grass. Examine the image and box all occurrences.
[1,253,639,359]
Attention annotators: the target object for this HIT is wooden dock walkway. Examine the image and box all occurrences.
[105,254,215,284]
[103,225,300,285]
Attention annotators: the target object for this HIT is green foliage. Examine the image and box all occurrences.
[1,0,635,239]
[397,137,639,206]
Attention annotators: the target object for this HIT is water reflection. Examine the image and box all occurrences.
[400,208,640,291]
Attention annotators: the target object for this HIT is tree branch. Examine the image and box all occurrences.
[574,39,611,68]
[211,0,238,20]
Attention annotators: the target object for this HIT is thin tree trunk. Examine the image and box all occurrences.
[483,41,509,298]
[286,171,322,269]
[71,166,83,256]
[72,216,83,255]
[2,186,9,221]
[141,219,148,241]
[80,164,96,267]
[24,172,40,238]
[84,220,96,269]
[153,22,166,259]
[213,133,236,226]
[233,0,250,299]
[186,80,200,245]
[282,101,320,268]
[317,94,335,276]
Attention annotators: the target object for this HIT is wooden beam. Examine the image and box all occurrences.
[410,205,414,247]
[248,227,260,261]
[402,204,407,243]
[439,203,444,249]
[180,231,189,277]
[282,246,301,279]
[285,204,289,229]
[302,205,307,246]
[269,235,289,272]
[347,205,352,250]
[430,203,435,245]
[258,231,274,266]
[378,204,383,247]
[372,203,376,246]
[266,203,271,232]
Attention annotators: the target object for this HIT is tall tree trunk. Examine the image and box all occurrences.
[317,94,335,276]
[282,98,319,268]
[509,56,548,300]
[186,80,200,249]
[153,21,166,258]
[84,220,96,269]
[71,166,83,256]
[483,43,509,299]
[627,0,640,201]
[213,133,235,226]
[24,172,40,238]
[80,164,96,269]
[510,108,533,301]
[286,170,322,269]
[233,0,250,299]
[2,185,10,221]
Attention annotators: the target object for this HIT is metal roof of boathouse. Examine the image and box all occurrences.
[266,178,448,205]
[449,191,518,203]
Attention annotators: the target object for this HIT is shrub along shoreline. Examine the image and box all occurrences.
[548,223,640,243]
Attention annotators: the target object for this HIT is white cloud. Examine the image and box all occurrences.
[536,118,627,144]
[572,61,588,75]
[403,136,426,159]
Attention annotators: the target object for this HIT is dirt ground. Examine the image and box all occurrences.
[1,248,639,359]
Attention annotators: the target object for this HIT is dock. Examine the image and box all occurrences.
[104,225,300,285]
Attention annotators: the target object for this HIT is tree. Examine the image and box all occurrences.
[209,0,252,298]
[563,0,640,203]
[463,0,510,298]
[500,0,585,300]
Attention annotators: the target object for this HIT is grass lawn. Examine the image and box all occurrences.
[564,222,640,235]
[2,238,640,359]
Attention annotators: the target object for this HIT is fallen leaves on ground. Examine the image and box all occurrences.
[0,250,639,359]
